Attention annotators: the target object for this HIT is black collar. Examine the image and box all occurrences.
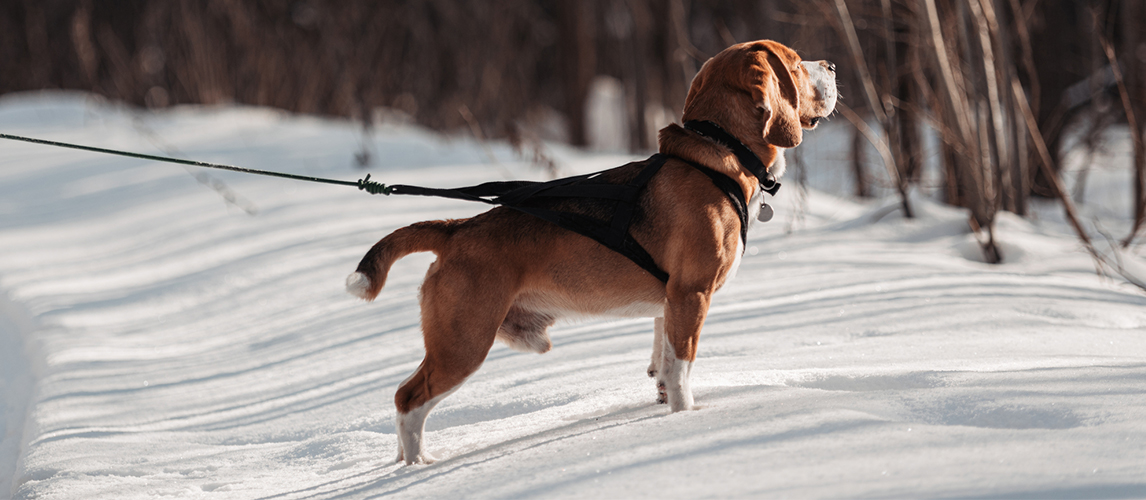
[683,120,781,196]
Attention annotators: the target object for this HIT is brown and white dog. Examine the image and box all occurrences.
[347,40,837,465]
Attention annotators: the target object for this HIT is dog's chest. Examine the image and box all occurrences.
[723,187,763,283]
[746,186,763,223]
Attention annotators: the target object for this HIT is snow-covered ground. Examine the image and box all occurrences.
[1,92,1144,499]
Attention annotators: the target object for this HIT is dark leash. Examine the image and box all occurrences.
[3,127,782,284]
[2,126,782,197]
[1,132,393,195]
[0,131,672,280]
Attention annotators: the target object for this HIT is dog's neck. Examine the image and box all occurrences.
[681,120,780,195]
[658,123,781,194]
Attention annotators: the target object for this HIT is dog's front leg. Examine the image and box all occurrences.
[659,347,694,412]
[648,317,670,404]
[661,285,712,412]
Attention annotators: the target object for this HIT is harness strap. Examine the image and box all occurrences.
[386,172,630,204]
[681,160,750,248]
[683,120,782,196]
[506,154,670,283]
[507,205,669,283]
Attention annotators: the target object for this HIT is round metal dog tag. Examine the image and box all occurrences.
[757,202,774,222]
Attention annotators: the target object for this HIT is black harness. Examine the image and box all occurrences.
[384,121,779,284]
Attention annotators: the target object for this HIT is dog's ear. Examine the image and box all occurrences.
[745,44,802,148]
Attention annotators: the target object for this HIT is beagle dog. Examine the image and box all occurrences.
[347,40,837,465]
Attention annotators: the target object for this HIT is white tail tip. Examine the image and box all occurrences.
[345,272,373,300]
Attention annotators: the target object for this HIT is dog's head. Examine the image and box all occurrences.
[681,40,837,150]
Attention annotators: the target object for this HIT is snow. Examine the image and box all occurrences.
[1,91,1145,499]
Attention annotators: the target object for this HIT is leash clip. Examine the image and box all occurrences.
[358,174,392,195]
[761,173,781,196]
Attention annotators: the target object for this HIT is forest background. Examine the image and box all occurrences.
[3,0,1146,262]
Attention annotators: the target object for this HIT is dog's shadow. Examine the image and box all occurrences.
[258,402,664,499]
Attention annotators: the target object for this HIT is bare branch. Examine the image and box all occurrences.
[459,104,513,180]
[1098,35,1146,246]
[833,0,887,124]
[836,101,902,197]
[1011,76,1101,266]
[920,0,973,144]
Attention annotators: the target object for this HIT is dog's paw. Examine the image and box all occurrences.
[396,449,438,465]
[405,453,437,466]
[647,365,657,378]
[655,381,667,404]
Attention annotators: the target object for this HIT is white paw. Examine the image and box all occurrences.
[406,452,437,465]
[397,448,437,465]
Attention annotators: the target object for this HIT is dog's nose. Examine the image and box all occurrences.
[809,117,822,127]
[824,61,836,73]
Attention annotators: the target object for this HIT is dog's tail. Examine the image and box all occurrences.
[346,220,459,301]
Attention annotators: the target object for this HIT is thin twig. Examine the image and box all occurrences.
[921,0,973,144]
[833,0,887,124]
[669,0,708,63]
[131,117,259,215]
[1011,76,1103,272]
[1095,221,1146,292]
[458,104,514,180]
[977,0,1019,213]
[970,0,1006,207]
[836,101,901,196]
[1006,0,1040,115]
[1098,35,1146,246]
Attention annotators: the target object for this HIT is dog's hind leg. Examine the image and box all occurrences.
[393,261,513,465]
[393,364,462,464]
